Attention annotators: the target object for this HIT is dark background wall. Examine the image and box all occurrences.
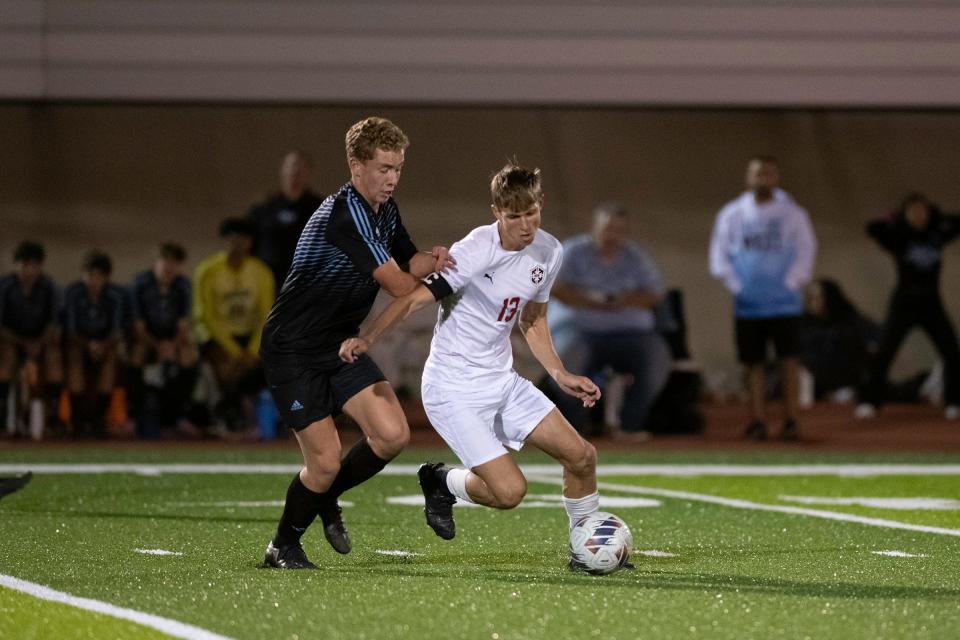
[4,103,960,383]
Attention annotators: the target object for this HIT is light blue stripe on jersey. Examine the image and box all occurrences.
[346,194,389,265]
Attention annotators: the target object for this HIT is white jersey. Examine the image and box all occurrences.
[422,222,563,384]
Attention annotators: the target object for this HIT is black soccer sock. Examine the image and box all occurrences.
[273,473,328,547]
[70,394,87,436]
[44,383,61,410]
[325,438,390,500]
[173,367,198,415]
[93,394,110,437]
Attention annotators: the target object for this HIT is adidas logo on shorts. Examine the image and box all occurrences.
[290,400,304,411]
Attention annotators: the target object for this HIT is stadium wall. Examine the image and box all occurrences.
[3,104,960,385]
[3,0,960,106]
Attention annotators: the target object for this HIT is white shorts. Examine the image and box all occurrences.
[421,371,556,469]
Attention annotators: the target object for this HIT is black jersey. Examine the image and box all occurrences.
[109,282,135,333]
[0,274,59,339]
[867,213,960,297]
[131,270,192,340]
[63,281,125,341]
[260,182,418,359]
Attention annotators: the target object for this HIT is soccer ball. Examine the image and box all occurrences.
[568,511,633,575]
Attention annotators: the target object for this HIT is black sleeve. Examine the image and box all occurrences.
[326,200,389,275]
[62,284,80,335]
[866,218,901,252]
[0,278,9,328]
[391,215,419,266]
[421,272,454,301]
[939,214,960,244]
[108,287,127,332]
[44,278,60,327]
[130,276,145,322]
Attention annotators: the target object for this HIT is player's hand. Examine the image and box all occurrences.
[555,371,601,408]
[88,340,104,360]
[239,351,259,370]
[157,340,177,362]
[430,246,456,273]
[339,337,370,363]
[22,359,39,387]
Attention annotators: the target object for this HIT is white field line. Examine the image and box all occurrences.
[1,463,960,477]
[527,475,960,538]
[0,574,234,640]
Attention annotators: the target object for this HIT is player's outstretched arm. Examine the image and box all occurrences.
[407,246,456,278]
[518,301,600,408]
[339,284,437,363]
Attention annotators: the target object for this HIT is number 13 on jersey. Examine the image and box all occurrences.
[497,297,520,322]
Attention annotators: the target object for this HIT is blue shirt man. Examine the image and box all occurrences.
[549,203,671,439]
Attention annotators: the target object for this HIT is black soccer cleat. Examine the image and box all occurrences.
[568,557,590,572]
[418,462,456,540]
[780,418,800,442]
[0,472,32,500]
[317,500,352,554]
[263,541,317,569]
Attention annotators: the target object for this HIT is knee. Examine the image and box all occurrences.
[369,422,410,459]
[565,440,597,478]
[302,449,341,486]
[490,478,527,509]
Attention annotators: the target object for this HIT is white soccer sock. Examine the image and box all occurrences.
[563,491,600,530]
[445,468,475,504]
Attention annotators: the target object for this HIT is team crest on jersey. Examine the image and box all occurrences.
[530,266,545,284]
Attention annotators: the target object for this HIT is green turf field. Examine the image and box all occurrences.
[1,448,959,640]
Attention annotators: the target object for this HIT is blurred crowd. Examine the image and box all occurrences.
[1,151,319,441]
[3,151,958,442]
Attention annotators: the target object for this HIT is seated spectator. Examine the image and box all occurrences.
[63,251,125,438]
[800,278,879,401]
[547,202,671,440]
[247,150,324,294]
[193,218,274,432]
[0,241,63,438]
[129,242,199,438]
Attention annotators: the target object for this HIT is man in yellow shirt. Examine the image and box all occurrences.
[193,218,275,432]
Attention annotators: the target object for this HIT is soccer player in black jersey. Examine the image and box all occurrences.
[0,241,63,438]
[260,117,454,569]
[129,243,198,437]
[63,251,125,438]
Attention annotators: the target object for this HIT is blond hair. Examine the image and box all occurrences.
[345,117,409,161]
[490,163,542,212]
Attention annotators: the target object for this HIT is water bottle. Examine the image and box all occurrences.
[255,389,278,441]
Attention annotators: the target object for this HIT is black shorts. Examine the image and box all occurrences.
[263,351,386,431]
[735,316,802,364]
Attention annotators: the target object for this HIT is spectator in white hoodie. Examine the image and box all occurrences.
[709,156,817,441]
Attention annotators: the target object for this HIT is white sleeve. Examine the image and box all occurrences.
[785,207,817,291]
[708,206,742,294]
[437,230,485,292]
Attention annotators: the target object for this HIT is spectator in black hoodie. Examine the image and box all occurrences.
[855,193,960,419]
[800,278,878,401]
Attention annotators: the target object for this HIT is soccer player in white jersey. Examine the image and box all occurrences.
[340,164,609,570]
